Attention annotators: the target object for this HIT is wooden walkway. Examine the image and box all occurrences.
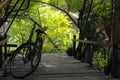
[0,53,119,80]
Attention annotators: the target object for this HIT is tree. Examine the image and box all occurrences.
[111,0,120,78]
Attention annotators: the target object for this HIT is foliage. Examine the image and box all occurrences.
[93,0,112,18]
[9,5,77,53]
[93,51,108,71]
[65,0,83,12]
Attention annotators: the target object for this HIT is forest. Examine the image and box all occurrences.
[0,0,120,79]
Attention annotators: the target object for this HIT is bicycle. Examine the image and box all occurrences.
[9,14,46,78]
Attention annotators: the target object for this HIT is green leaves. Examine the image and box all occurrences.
[93,0,112,17]
[65,0,83,12]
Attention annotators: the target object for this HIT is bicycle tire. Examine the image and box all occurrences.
[10,43,41,78]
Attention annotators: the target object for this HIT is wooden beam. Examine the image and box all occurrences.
[0,39,7,45]
[73,39,112,48]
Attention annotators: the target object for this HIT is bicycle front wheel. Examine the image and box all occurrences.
[10,43,41,78]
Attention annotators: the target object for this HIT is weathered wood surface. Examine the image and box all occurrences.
[73,39,112,48]
[0,53,119,80]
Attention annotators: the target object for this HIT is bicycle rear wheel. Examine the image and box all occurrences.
[10,43,41,78]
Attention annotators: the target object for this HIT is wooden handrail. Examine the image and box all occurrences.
[6,44,17,47]
[0,39,7,45]
[0,39,17,47]
[73,39,112,48]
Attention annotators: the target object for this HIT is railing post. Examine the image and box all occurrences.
[73,35,76,59]
[0,36,3,67]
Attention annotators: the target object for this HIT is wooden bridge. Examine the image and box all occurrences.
[0,53,119,80]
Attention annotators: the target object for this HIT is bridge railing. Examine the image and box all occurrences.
[72,35,112,72]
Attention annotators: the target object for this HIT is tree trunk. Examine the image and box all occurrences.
[111,0,120,78]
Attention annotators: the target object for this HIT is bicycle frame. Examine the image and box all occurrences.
[22,14,45,58]
[25,14,45,43]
